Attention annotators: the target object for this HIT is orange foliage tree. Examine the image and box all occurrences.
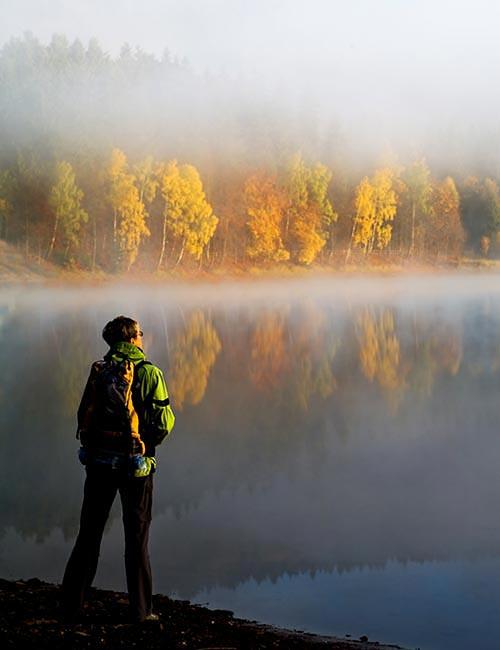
[244,172,290,262]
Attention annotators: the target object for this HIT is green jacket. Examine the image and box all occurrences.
[78,341,175,457]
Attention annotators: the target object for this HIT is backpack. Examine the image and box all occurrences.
[78,357,150,457]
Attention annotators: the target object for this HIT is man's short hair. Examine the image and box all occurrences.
[102,316,139,345]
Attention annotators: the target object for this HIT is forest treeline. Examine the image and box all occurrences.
[1,34,500,271]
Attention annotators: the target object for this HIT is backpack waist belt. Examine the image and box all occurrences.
[94,430,146,455]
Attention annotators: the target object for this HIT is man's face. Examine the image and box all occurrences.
[131,324,143,348]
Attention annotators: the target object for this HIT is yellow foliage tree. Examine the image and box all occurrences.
[133,156,158,205]
[158,161,218,267]
[47,160,88,263]
[285,155,335,265]
[351,177,375,254]
[108,149,150,271]
[169,311,222,410]
[352,168,397,255]
[244,173,290,262]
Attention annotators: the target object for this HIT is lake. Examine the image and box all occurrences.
[1,274,500,650]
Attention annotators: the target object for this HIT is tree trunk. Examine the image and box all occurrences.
[220,225,228,265]
[409,202,416,256]
[345,219,357,263]
[157,213,168,270]
[328,223,335,263]
[91,215,97,272]
[206,238,211,264]
[46,215,59,260]
[175,237,186,267]
[368,217,377,255]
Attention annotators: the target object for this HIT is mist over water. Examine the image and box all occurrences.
[1,275,500,649]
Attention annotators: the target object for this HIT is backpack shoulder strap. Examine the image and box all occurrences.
[133,359,152,382]
[132,360,153,405]
[135,359,152,370]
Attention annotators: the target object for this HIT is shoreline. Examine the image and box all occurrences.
[2,262,500,291]
[0,577,406,649]
[2,239,500,287]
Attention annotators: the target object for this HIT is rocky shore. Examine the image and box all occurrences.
[0,578,405,650]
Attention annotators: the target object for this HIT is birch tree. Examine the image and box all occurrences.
[47,160,88,263]
[285,155,335,265]
[107,148,149,271]
[400,160,431,256]
[244,172,290,262]
[351,168,397,255]
[158,161,218,267]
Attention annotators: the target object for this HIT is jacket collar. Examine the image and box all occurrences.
[104,341,147,364]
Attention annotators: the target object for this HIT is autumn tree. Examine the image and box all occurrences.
[133,156,158,206]
[399,159,431,256]
[285,155,335,264]
[210,171,248,265]
[107,148,149,271]
[158,161,218,268]
[157,161,182,269]
[348,177,374,258]
[427,176,464,258]
[244,172,290,262]
[46,160,89,263]
[350,168,397,256]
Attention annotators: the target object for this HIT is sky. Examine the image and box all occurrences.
[2,1,498,65]
[3,0,499,79]
[2,0,500,161]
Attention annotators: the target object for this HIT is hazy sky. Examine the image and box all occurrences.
[2,0,500,156]
[3,0,499,76]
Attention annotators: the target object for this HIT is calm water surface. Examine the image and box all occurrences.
[1,275,500,650]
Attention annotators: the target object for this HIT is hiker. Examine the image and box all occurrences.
[61,315,175,623]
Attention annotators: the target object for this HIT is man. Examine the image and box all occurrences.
[62,315,175,623]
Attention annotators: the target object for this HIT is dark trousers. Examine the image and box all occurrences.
[62,464,153,620]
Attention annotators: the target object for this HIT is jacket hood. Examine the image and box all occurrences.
[105,341,147,364]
